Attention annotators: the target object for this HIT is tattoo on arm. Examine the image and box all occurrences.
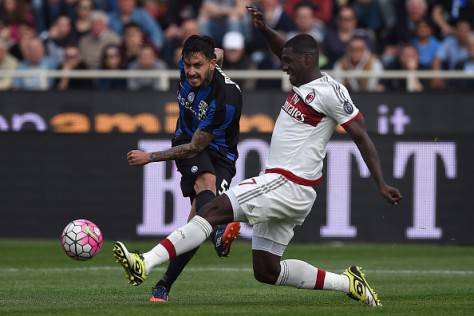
[149,129,214,162]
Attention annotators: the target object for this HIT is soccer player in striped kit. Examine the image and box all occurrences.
[125,35,242,302]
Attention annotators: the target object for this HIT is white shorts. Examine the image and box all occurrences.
[225,173,317,255]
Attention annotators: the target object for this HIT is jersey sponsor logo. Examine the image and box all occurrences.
[305,90,316,103]
[198,100,208,120]
[343,101,354,114]
[177,93,199,117]
[282,92,325,127]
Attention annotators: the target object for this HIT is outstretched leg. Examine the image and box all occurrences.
[251,247,380,306]
[115,194,234,281]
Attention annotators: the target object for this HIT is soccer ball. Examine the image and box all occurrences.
[61,219,103,260]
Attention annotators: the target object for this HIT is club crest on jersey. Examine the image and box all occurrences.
[343,101,354,114]
[305,90,316,103]
[198,100,208,120]
[187,92,195,103]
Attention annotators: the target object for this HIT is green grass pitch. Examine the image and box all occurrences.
[1,239,473,315]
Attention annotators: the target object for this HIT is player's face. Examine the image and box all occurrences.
[281,47,307,86]
[183,52,216,88]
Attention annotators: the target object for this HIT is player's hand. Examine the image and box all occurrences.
[379,185,402,205]
[246,5,265,29]
[127,150,151,166]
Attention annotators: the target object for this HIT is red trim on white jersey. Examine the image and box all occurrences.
[282,92,325,127]
[265,168,323,186]
[341,111,362,129]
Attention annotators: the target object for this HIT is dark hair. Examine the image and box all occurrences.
[182,35,216,60]
[100,44,124,69]
[284,33,319,58]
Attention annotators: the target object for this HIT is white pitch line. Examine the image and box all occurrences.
[0,266,473,275]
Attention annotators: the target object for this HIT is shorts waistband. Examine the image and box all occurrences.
[264,168,323,186]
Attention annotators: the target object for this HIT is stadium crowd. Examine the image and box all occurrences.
[0,0,473,91]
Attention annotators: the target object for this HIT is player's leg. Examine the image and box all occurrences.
[250,220,380,306]
[150,152,217,301]
[143,193,235,269]
[251,221,350,291]
[209,152,240,257]
[150,197,199,302]
[113,193,233,286]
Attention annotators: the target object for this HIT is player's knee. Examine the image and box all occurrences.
[199,199,220,219]
[253,265,280,285]
[194,172,216,193]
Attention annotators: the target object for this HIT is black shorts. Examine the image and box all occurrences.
[174,148,236,198]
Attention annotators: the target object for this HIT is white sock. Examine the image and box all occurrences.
[276,259,349,293]
[142,215,212,275]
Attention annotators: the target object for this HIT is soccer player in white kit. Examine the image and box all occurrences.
[113,6,402,307]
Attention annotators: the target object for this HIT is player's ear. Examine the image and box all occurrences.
[209,58,217,71]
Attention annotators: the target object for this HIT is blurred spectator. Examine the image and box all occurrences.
[431,0,474,37]
[258,0,294,33]
[250,0,295,71]
[31,0,70,33]
[384,45,426,92]
[222,31,257,90]
[287,1,325,43]
[96,44,127,90]
[7,22,36,61]
[41,15,77,66]
[94,0,117,12]
[0,39,18,90]
[351,0,385,34]
[56,44,93,90]
[377,0,397,33]
[411,19,440,69]
[74,0,94,38]
[198,0,251,44]
[170,44,184,69]
[143,0,170,30]
[163,18,200,67]
[13,38,57,90]
[322,6,372,67]
[79,11,120,69]
[333,36,384,92]
[0,0,34,44]
[121,22,145,64]
[127,45,167,91]
[108,0,164,50]
[383,0,429,66]
[433,19,471,71]
[161,0,202,30]
[284,0,333,25]
[454,34,474,89]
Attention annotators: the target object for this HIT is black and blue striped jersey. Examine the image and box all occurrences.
[175,59,242,162]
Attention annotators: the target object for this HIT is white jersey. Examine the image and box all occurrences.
[265,73,360,185]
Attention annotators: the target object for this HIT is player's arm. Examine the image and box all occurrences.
[343,115,402,205]
[247,6,285,59]
[127,129,213,166]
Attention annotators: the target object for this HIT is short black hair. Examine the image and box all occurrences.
[182,35,216,60]
[284,33,319,58]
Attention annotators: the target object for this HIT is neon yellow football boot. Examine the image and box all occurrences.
[343,266,382,307]
[113,241,147,286]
